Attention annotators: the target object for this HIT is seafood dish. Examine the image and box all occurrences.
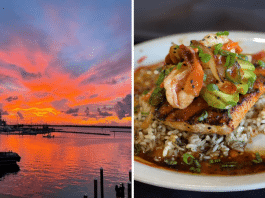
[134,31,265,175]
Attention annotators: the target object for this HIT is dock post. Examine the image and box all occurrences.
[128,182,131,198]
[129,170,131,182]
[94,178,98,198]
[120,183,125,198]
[100,168,104,198]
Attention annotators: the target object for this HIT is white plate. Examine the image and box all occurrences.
[134,31,265,192]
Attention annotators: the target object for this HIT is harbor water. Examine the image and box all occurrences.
[0,127,131,198]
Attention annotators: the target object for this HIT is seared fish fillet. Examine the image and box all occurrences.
[156,76,265,135]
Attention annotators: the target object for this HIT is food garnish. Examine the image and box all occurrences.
[183,153,194,165]
[198,111,208,122]
[258,60,265,68]
[216,31,229,36]
[252,152,263,164]
[164,159,178,166]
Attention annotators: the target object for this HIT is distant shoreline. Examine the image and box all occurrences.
[8,125,131,129]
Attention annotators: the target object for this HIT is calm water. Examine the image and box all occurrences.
[0,127,131,198]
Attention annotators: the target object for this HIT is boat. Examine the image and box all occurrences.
[0,163,20,178]
[0,151,21,166]
[43,133,54,138]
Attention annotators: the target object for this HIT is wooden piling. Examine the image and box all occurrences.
[100,167,104,198]
[120,183,125,198]
[128,182,131,198]
[94,178,98,198]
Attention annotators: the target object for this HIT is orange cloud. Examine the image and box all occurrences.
[0,38,52,73]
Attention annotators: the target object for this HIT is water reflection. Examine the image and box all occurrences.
[0,127,131,198]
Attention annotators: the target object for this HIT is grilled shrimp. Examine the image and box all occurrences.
[163,45,204,109]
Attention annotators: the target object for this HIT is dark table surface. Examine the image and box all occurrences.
[134,180,265,198]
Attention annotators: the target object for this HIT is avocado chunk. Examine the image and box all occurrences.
[201,88,227,109]
[242,70,257,88]
[225,62,242,84]
[237,59,255,71]
[201,85,239,109]
[212,89,239,108]
[236,83,248,95]
[243,70,256,80]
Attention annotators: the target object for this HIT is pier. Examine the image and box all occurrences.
[84,168,131,198]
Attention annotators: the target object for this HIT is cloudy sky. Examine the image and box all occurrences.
[0,0,131,126]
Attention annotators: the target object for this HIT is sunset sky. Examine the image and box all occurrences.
[0,0,131,126]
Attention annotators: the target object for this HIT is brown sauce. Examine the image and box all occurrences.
[135,151,265,175]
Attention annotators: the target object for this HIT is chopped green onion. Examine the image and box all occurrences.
[175,45,179,49]
[209,159,221,164]
[176,62,183,70]
[183,153,194,165]
[226,161,238,164]
[165,65,176,76]
[134,107,138,114]
[238,54,248,61]
[252,152,263,163]
[215,159,221,163]
[199,53,211,63]
[141,112,149,115]
[224,53,236,68]
[189,167,196,171]
[256,152,262,162]
[198,111,208,122]
[252,159,260,164]
[194,159,201,168]
[149,87,165,106]
[189,166,201,173]
[221,164,236,168]
[165,69,170,76]
[156,70,166,86]
[214,44,244,64]
[229,53,237,67]
[197,46,211,63]
[207,84,219,91]
[258,60,265,68]
[203,73,207,81]
[164,159,178,166]
[214,43,223,55]
[142,90,149,95]
[227,109,232,119]
[156,67,163,72]
[224,55,231,67]
[134,144,141,156]
[216,31,229,36]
